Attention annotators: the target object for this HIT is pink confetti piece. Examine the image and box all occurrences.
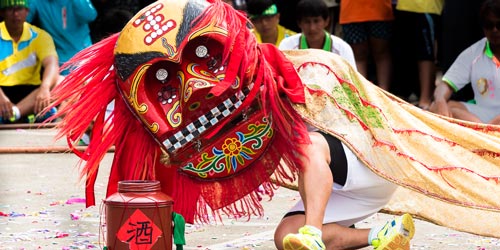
[66,197,86,204]
[50,201,61,206]
[56,232,69,238]
[70,213,80,220]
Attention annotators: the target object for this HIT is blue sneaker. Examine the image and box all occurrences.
[35,107,57,123]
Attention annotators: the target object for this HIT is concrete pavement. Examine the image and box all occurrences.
[1,127,499,249]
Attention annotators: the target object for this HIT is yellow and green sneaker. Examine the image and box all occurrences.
[371,214,415,250]
[283,225,326,250]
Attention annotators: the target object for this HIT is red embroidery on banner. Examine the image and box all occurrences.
[116,209,162,250]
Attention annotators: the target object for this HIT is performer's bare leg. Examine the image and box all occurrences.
[275,132,332,249]
[300,132,334,230]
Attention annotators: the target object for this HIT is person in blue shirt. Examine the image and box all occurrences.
[27,0,97,75]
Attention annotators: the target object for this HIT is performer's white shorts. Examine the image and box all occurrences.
[462,102,500,123]
[287,142,398,227]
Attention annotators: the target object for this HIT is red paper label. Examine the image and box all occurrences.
[116,209,162,250]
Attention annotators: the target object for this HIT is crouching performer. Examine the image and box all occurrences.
[49,0,500,249]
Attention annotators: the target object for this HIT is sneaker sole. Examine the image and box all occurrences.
[283,235,318,250]
[400,213,415,240]
[376,214,415,250]
[377,234,410,250]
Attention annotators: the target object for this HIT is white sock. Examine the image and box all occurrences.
[368,224,384,245]
[9,106,21,122]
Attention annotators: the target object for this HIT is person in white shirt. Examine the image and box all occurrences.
[431,0,500,124]
[278,0,357,70]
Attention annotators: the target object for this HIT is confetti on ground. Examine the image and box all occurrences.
[2,145,500,250]
[65,198,86,205]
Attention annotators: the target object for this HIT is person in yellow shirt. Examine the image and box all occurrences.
[0,0,59,123]
[393,0,444,110]
[247,0,296,46]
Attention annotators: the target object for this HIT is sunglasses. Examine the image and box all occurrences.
[482,21,500,30]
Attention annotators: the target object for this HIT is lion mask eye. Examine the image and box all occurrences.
[156,68,169,82]
[195,45,209,58]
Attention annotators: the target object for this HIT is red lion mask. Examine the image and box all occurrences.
[52,0,309,223]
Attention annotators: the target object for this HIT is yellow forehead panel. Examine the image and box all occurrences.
[115,0,191,58]
[188,22,229,41]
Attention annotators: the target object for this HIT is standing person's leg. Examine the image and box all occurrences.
[342,23,370,78]
[417,60,436,109]
[391,9,418,99]
[416,13,438,109]
[350,41,370,78]
[369,21,393,91]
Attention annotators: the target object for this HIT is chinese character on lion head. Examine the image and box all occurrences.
[51,0,310,223]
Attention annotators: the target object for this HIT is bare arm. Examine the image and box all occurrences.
[0,87,14,119]
[429,81,454,117]
[35,55,59,113]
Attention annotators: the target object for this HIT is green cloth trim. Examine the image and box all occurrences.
[249,4,278,19]
[299,30,332,51]
[442,77,459,92]
[172,212,186,250]
[485,40,494,59]
[0,0,28,9]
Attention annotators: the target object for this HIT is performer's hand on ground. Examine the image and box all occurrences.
[429,100,450,118]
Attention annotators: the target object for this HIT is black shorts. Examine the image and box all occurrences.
[317,131,348,186]
[394,10,439,61]
[2,84,38,104]
[342,21,393,44]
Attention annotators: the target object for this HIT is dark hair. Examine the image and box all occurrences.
[296,0,329,22]
[246,0,275,17]
[480,0,500,23]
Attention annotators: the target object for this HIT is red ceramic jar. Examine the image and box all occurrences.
[104,180,173,250]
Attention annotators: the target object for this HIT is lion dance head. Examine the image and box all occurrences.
[51,0,309,223]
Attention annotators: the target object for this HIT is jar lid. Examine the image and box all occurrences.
[118,180,161,193]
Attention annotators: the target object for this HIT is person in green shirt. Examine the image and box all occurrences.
[247,0,296,46]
